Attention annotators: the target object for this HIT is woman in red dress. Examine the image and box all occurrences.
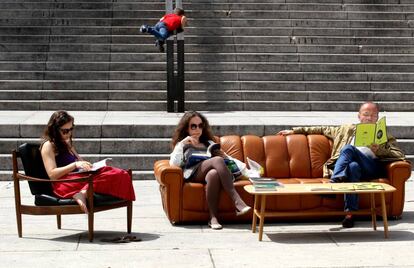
[40,110,135,213]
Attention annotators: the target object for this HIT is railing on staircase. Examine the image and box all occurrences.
[166,0,185,113]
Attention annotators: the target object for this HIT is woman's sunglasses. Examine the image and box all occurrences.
[190,123,203,130]
[60,127,74,135]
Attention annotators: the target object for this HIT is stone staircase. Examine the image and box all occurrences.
[0,0,413,180]
[0,0,413,111]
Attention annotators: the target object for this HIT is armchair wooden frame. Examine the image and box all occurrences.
[12,148,133,242]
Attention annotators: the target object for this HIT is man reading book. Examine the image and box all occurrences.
[277,102,405,228]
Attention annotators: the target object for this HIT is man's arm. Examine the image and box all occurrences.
[181,16,188,28]
[291,126,340,139]
[375,135,406,159]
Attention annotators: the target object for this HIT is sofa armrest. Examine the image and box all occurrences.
[385,160,412,184]
[153,160,184,224]
[383,160,412,217]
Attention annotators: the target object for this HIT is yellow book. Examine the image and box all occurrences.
[353,183,384,191]
[354,116,387,147]
[330,184,356,191]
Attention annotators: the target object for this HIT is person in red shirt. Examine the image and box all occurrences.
[140,7,188,52]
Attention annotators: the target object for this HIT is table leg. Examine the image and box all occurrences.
[252,194,259,233]
[258,195,267,241]
[380,192,389,238]
[370,193,377,230]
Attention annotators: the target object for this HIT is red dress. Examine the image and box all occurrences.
[52,151,135,201]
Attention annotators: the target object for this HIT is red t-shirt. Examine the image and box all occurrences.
[161,14,183,31]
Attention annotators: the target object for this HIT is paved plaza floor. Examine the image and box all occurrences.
[1,172,413,268]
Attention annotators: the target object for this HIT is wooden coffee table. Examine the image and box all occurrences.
[244,182,396,241]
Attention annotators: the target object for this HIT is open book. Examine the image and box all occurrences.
[70,158,112,174]
[191,143,220,158]
[184,143,221,168]
[354,116,387,147]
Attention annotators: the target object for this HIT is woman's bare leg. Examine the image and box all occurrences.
[73,189,88,214]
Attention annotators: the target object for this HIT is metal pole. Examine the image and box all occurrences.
[165,0,185,112]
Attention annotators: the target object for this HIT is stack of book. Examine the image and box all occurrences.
[249,177,283,191]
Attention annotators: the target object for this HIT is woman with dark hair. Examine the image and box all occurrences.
[170,111,251,230]
[40,110,135,213]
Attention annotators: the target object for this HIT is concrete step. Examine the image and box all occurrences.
[2,70,414,82]
[4,43,414,54]
[2,136,413,155]
[3,26,414,37]
[2,35,414,46]
[4,52,414,64]
[2,80,414,91]
[1,90,413,103]
[2,18,412,29]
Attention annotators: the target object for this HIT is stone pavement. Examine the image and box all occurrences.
[1,172,413,268]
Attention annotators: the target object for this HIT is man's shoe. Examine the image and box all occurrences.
[342,215,354,228]
[139,25,148,33]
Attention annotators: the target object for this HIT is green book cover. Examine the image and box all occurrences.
[354,117,387,147]
[353,183,384,191]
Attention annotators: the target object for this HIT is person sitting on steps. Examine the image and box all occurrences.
[169,111,251,230]
[139,7,188,52]
[277,102,405,228]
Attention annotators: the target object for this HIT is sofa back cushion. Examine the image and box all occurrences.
[220,134,332,178]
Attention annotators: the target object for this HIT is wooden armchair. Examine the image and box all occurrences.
[12,143,133,242]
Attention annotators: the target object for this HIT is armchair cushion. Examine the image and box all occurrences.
[34,193,124,207]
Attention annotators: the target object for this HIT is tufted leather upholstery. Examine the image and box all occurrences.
[154,134,412,224]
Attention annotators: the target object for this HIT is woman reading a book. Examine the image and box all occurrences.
[40,110,135,213]
[169,111,251,230]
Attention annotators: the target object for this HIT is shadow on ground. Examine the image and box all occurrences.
[266,230,414,243]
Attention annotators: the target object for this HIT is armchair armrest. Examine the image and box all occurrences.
[383,160,412,217]
[153,160,184,224]
[15,172,93,183]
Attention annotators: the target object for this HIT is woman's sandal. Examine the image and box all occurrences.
[101,235,142,243]
[208,221,223,230]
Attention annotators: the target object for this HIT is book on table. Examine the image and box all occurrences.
[354,116,387,147]
[249,177,283,191]
[330,184,356,191]
[353,182,384,191]
[310,182,384,192]
[70,158,112,174]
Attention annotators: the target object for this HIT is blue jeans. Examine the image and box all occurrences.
[148,22,171,41]
[331,145,382,212]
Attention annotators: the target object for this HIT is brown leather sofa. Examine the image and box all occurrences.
[154,134,412,224]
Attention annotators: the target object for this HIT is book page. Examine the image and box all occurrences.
[70,158,112,174]
[374,117,387,145]
[354,123,376,147]
[90,158,112,171]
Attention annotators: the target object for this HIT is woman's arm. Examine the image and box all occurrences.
[40,141,91,180]
[169,142,185,167]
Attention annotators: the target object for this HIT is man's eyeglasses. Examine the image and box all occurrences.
[190,123,203,130]
[60,127,74,135]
